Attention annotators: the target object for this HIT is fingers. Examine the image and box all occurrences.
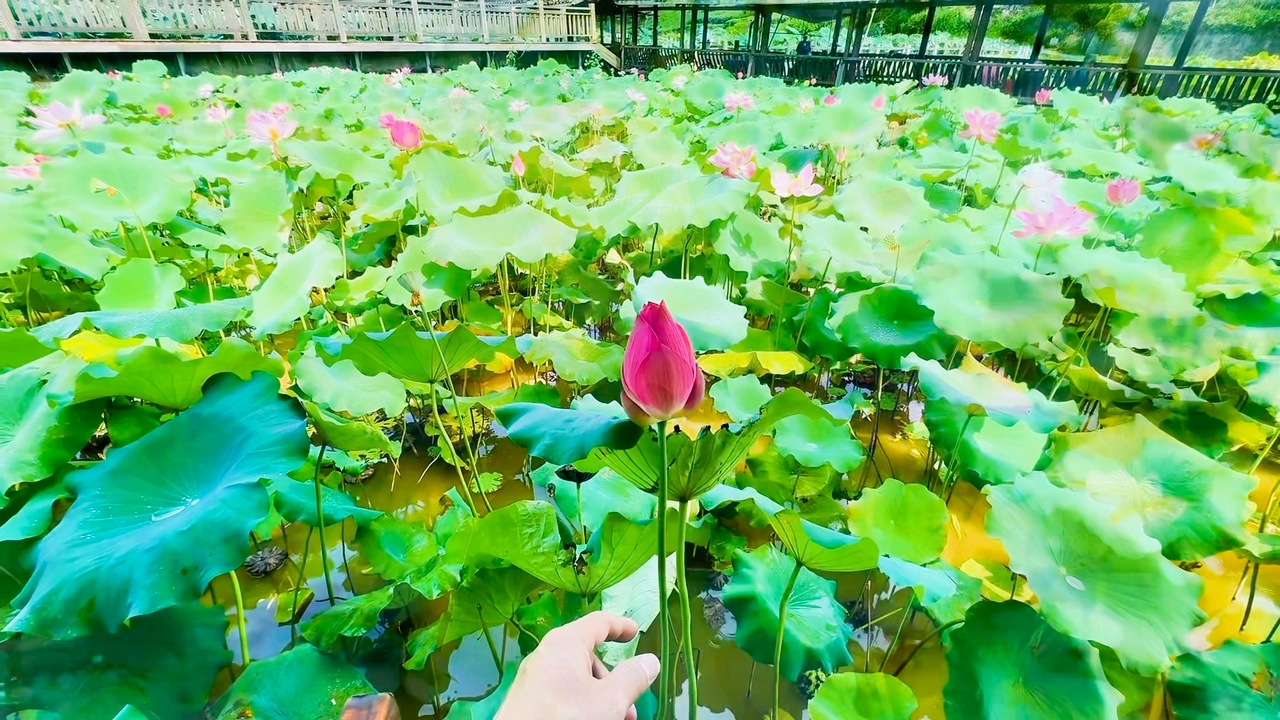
[591,654,609,680]
[554,611,640,648]
[602,653,660,714]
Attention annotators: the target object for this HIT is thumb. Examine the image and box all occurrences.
[602,653,660,712]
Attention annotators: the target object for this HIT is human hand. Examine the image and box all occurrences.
[493,611,660,720]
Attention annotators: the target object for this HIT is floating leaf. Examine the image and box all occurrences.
[211,644,375,720]
[95,258,184,312]
[521,330,624,385]
[423,204,578,271]
[847,479,947,564]
[497,403,643,465]
[810,672,918,720]
[709,374,774,422]
[827,284,954,368]
[771,414,864,472]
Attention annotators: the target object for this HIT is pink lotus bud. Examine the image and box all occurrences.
[638,73,646,81]
[512,152,526,178]
[822,94,838,106]
[1105,178,1141,207]
[621,301,704,425]
[1034,88,1052,105]
[388,119,422,151]
[871,95,887,111]
[737,72,744,80]
[155,104,172,118]
[835,147,847,164]
[379,112,397,128]
[107,70,121,80]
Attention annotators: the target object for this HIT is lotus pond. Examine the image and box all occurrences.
[2,57,1280,720]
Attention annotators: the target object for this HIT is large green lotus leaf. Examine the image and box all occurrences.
[878,556,980,625]
[1056,244,1197,318]
[354,515,441,582]
[532,463,657,530]
[987,473,1205,673]
[721,544,853,682]
[745,444,838,507]
[404,567,544,664]
[211,644,375,720]
[301,584,402,650]
[249,236,345,338]
[924,400,1048,486]
[0,328,57,370]
[593,163,753,237]
[422,204,577,271]
[1167,640,1280,719]
[771,414,864,472]
[268,475,383,528]
[827,284,953,369]
[95,258,184,312]
[302,400,399,456]
[913,250,1072,349]
[713,211,788,278]
[906,353,1079,431]
[796,215,898,284]
[474,500,674,596]
[832,174,936,239]
[769,509,878,573]
[0,478,70,542]
[630,272,749,352]
[709,374,774,423]
[810,671,918,720]
[520,329,623,386]
[944,600,1123,720]
[218,171,294,255]
[1135,207,1248,285]
[292,139,396,194]
[1164,146,1250,197]
[37,150,192,232]
[847,479,947,564]
[3,603,231,720]
[1039,415,1254,560]
[6,373,309,638]
[497,403,643,466]
[59,338,281,410]
[0,358,103,499]
[32,296,251,343]
[316,324,491,384]
[294,354,407,417]
[405,148,508,221]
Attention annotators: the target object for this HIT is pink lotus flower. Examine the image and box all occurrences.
[107,70,121,80]
[198,83,214,99]
[1105,178,1141,206]
[155,104,172,118]
[508,99,530,114]
[512,152,526,178]
[708,143,756,180]
[798,97,814,113]
[449,87,471,100]
[724,91,754,112]
[835,147,847,164]
[386,117,422,151]
[922,74,948,87]
[621,301,705,426]
[1191,132,1221,151]
[1018,162,1063,207]
[7,163,41,180]
[246,110,297,145]
[378,112,396,128]
[270,103,291,117]
[871,94,887,111]
[671,75,688,91]
[772,163,823,199]
[27,100,106,141]
[1034,88,1052,105]
[959,108,1003,144]
[626,88,647,103]
[1012,196,1094,241]
[205,104,232,123]
[737,71,744,79]
[822,93,838,106]
[638,73,646,81]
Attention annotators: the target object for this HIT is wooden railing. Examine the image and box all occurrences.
[622,46,1280,109]
[0,0,595,43]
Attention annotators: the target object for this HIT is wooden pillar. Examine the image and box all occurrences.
[961,0,993,85]
[589,2,596,42]
[0,0,21,39]
[1172,0,1209,68]
[409,0,423,40]
[332,0,347,41]
[702,8,709,49]
[1124,0,1168,95]
[1030,3,1052,61]
[479,0,490,42]
[679,6,686,50]
[918,1,936,58]
[830,8,842,56]
[760,10,771,52]
[119,0,150,39]
[630,8,638,45]
[537,0,547,41]
[650,7,657,47]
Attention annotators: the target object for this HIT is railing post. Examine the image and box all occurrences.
[1030,3,1052,61]
[332,0,348,41]
[587,1,595,42]
[1124,0,1168,97]
[238,0,257,40]
[1163,0,1209,97]
[0,0,21,39]
[537,0,546,41]
[409,0,423,40]
[478,0,489,42]
[119,0,151,39]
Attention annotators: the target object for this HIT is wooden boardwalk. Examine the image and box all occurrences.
[0,0,598,51]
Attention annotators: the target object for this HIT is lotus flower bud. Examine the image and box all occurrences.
[621,302,705,426]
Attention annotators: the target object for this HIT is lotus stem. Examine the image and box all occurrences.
[656,420,672,720]
[891,619,963,676]
[313,444,336,605]
[576,483,586,544]
[1235,428,1279,628]
[784,200,798,283]
[773,561,803,720]
[427,311,493,512]
[428,382,480,512]
[498,255,514,335]
[478,605,504,678]
[676,499,698,719]
[1031,242,1048,273]
[958,141,979,196]
[942,412,975,500]
[1048,307,1107,399]
[290,526,314,643]
[1265,614,1280,643]
[229,569,251,667]
[993,185,1023,256]
[880,602,914,672]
